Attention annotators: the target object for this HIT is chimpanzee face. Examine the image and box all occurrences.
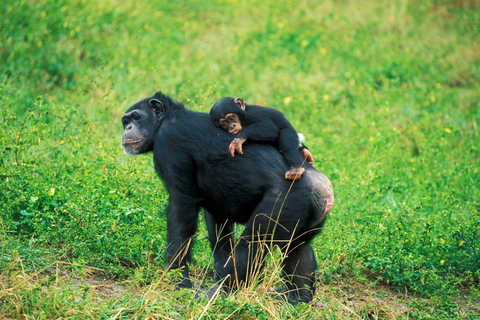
[219,113,242,135]
[121,98,164,154]
[210,97,246,135]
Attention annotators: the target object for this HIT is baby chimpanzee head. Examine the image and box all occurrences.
[210,97,246,135]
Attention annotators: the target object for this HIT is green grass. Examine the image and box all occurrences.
[1,0,479,318]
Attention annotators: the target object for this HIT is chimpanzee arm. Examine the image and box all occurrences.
[235,119,280,142]
[165,194,200,288]
[154,142,202,289]
[228,119,281,157]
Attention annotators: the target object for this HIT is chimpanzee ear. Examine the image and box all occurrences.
[149,99,165,118]
[234,97,246,111]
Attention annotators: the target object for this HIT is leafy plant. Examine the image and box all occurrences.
[1,0,479,318]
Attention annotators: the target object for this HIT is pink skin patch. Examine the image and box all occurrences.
[317,175,334,214]
[325,191,334,214]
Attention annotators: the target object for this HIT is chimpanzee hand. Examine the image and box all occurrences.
[285,167,306,180]
[301,148,314,165]
[229,137,247,157]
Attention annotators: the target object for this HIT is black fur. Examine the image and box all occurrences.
[121,91,334,303]
[210,97,305,169]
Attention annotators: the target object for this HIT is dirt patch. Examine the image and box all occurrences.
[40,264,130,302]
[315,278,480,319]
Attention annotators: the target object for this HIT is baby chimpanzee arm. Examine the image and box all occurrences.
[235,119,280,142]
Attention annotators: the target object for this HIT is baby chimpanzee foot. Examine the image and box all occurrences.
[285,167,305,180]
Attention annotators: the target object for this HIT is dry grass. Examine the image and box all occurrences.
[1,255,479,319]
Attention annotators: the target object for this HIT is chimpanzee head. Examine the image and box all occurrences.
[210,97,246,135]
[121,92,169,155]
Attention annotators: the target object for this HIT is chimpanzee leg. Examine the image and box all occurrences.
[217,197,298,290]
[281,242,317,304]
[204,211,267,289]
[204,211,234,281]
[278,126,305,169]
[210,187,317,296]
[219,238,264,289]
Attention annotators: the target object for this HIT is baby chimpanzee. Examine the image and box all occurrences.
[210,97,313,180]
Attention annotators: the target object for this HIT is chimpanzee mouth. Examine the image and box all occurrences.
[122,139,143,147]
[229,128,241,135]
[122,139,143,150]
[122,139,143,155]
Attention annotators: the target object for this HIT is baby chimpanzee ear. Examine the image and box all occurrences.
[234,97,246,111]
[149,99,165,118]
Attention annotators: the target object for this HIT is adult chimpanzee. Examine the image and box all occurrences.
[121,91,334,304]
[210,97,313,180]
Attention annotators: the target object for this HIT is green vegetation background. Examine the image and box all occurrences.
[0,0,479,318]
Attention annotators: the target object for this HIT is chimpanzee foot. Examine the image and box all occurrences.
[285,167,305,180]
[194,285,225,300]
[266,287,311,304]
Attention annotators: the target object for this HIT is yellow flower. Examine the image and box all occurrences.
[444,128,452,134]
[459,240,464,247]
[283,96,293,106]
[440,260,445,265]
[440,238,445,244]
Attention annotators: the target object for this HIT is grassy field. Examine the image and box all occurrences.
[1,0,479,318]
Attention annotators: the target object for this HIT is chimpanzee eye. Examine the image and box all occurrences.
[220,120,228,129]
[132,112,141,121]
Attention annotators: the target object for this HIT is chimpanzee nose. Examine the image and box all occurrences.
[126,124,133,131]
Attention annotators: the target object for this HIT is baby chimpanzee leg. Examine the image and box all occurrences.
[278,127,306,180]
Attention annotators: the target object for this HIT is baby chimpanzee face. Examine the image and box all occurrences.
[219,113,242,135]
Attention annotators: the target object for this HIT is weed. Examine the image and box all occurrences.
[1,0,479,318]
